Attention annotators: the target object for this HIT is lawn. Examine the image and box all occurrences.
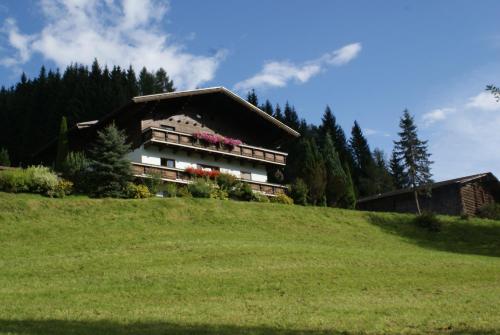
[0,192,499,334]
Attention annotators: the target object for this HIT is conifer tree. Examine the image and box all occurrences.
[246,89,259,106]
[322,132,348,207]
[0,148,10,166]
[319,106,352,169]
[138,67,156,95]
[389,149,408,189]
[283,102,300,130]
[261,99,274,115]
[339,163,356,209]
[274,104,284,121]
[350,121,377,196]
[372,148,395,193]
[88,124,132,198]
[55,116,69,171]
[154,68,175,93]
[393,110,433,214]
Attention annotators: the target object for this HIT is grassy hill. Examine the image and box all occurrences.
[0,192,499,335]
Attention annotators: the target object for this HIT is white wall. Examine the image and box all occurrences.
[127,145,268,182]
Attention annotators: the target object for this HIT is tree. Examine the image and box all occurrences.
[283,102,300,130]
[322,132,348,207]
[261,99,274,115]
[0,148,10,166]
[274,104,284,121]
[88,124,132,197]
[138,67,155,95]
[319,106,352,170]
[290,178,308,206]
[393,110,433,214]
[246,89,259,107]
[486,84,500,101]
[389,148,408,189]
[154,68,175,93]
[339,163,356,209]
[372,148,395,194]
[55,116,69,171]
[350,121,377,196]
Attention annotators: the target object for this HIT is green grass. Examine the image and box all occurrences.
[0,192,499,335]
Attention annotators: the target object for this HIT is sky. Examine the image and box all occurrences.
[0,0,499,180]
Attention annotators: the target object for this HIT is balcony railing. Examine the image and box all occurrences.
[142,127,287,166]
[131,162,288,196]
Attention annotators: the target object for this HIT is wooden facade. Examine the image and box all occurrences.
[357,173,500,216]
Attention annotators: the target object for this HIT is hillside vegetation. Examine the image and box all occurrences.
[0,193,499,334]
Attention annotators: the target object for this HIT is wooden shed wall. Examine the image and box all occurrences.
[460,181,497,215]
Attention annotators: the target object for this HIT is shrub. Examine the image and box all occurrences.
[126,183,152,199]
[0,147,10,167]
[27,166,59,195]
[290,178,308,206]
[144,172,162,195]
[188,179,216,198]
[229,182,254,201]
[50,179,74,198]
[211,188,229,200]
[413,212,442,232]
[252,192,270,203]
[163,183,177,198]
[62,151,91,194]
[477,203,500,221]
[0,168,30,193]
[270,192,294,205]
[176,185,191,198]
[216,173,237,190]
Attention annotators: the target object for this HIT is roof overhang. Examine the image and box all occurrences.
[132,87,301,138]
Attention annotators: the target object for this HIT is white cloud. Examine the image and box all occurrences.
[425,91,500,179]
[364,128,390,137]
[234,42,361,91]
[422,107,456,126]
[465,92,500,111]
[0,0,225,89]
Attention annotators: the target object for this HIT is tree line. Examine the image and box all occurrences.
[0,60,174,165]
[247,89,433,209]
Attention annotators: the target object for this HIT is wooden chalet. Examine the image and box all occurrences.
[357,173,500,216]
[34,87,300,196]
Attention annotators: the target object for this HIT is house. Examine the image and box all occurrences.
[357,173,500,216]
[33,87,300,196]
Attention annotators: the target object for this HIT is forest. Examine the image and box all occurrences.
[0,60,432,206]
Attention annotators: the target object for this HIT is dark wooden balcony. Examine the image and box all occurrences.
[131,162,288,196]
[142,127,287,166]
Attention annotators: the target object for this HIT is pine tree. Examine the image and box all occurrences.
[246,89,259,106]
[261,99,274,115]
[88,124,132,198]
[55,116,69,171]
[389,149,408,189]
[138,67,155,95]
[393,110,433,214]
[274,104,284,121]
[372,148,395,193]
[350,121,377,196]
[319,106,352,169]
[339,163,356,209]
[322,132,348,207]
[154,68,175,93]
[0,148,10,166]
[283,102,300,130]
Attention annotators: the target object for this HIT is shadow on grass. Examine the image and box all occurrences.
[0,319,497,335]
[367,213,500,258]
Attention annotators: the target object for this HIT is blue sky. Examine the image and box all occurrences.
[1,0,500,180]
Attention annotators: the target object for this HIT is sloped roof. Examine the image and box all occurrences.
[357,172,498,203]
[132,87,301,137]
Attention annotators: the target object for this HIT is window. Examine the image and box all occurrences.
[161,158,175,168]
[241,171,251,181]
[160,124,175,131]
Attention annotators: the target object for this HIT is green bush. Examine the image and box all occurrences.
[413,212,442,232]
[176,185,192,198]
[162,183,177,198]
[229,182,254,201]
[144,172,162,195]
[188,179,216,198]
[50,179,74,198]
[252,192,270,203]
[0,166,63,197]
[270,192,294,205]
[477,203,500,221]
[0,147,10,167]
[290,178,308,206]
[126,183,152,199]
[216,173,237,191]
[211,188,229,200]
[62,152,90,193]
